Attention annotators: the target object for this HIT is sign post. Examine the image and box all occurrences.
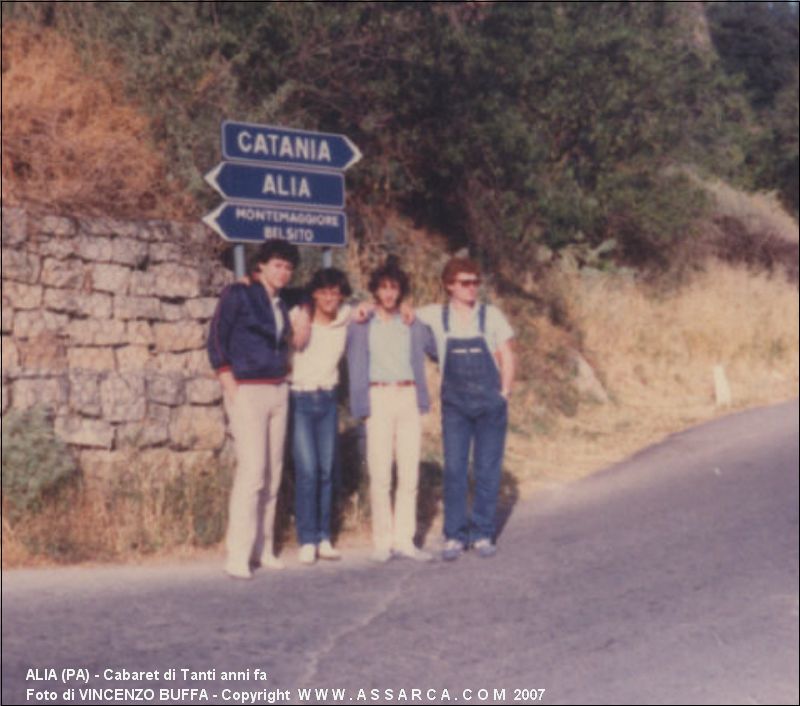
[203,121,361,278]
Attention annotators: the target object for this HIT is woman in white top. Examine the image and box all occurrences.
[289,268,352,565]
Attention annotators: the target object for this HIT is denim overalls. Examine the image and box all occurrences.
[441,304,508,545]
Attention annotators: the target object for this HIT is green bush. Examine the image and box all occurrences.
[1,407,78,521]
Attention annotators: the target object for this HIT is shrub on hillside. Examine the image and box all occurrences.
[1,23,190,219]
[1,406,78,521]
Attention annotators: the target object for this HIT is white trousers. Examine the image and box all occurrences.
[365,386,422,552]
[224,383,289,570]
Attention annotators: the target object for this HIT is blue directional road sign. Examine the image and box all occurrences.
[222,121,362,171]
[203,203,347,247]
[205,162,345,209]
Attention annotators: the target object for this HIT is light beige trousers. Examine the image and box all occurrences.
[224,383,289,570]
[365,386,422,552]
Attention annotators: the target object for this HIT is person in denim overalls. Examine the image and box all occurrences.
[417,257,515,560]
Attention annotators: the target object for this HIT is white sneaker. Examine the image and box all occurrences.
[260,552,286,570]
[393,546,433,562]
[318,540,341,560]
[473,538,497,558]
[442,539,465,562]
[298,544,317,565]
[224,563,252,580]
[369,548,392,563]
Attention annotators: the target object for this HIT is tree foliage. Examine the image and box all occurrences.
[3,1,795,269]
[708,1,799,214]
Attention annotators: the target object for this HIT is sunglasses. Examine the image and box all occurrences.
[454,278,481,287]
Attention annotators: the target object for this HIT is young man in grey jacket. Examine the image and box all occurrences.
[346,258,437,563]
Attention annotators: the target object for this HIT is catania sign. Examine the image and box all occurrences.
[222,121,362,171]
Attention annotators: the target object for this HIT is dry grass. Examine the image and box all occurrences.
[508,262,799,492]
[701,176,799,245]
[1,23,190,219]
[683,170,799,279]
[2,447,233,566]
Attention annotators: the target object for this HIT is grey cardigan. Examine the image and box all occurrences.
[346,316,437,419]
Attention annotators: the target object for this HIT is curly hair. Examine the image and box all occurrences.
[368,256,410,303]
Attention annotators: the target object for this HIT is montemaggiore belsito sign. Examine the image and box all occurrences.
[203,121,361,247]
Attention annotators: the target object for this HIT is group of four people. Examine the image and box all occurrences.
[207,241,515,579]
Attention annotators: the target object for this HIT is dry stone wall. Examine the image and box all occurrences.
[1,207,234,482]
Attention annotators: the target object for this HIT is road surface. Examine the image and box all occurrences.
[3,401,798,705]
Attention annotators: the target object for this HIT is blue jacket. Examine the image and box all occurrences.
[346,316,437,419]
[207,281,292,381]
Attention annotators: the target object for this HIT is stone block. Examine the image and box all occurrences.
[41,257,88,289]
[67,347,117,372]
[75,235,114,262]
[100,373,146,422]
[83,218,139,239]
[149,350,209,375]
[2,379,9,414]
[17,333,68,373]
[13,310,69,338]
[68,319,127,345]
[44,288,112,318]
[2,249,41,284]
[159,302,185,321]
[185,297,218,320]
[116,403,171,448]
[12,377,68,410]
[114,295,162,320]
[144,221,172,243]
[1,207,27,245]
[146,372,185,406]
[128,270,158,297]
[116,345,151,372]
[186,377,221,405]
[55,415,114,449]
[90,263,132,294]
[39,215,77,238]
[150,263,201,299]
[169,405,225,450]
[111,237,148,267]
[207,267,234,294]
[149,242,184,263]
[126,321,154,346]
[81,218,115,236]
[1,301,13,333]
[68,371,102,416]
[153,321,205,352]
[2,282,43,309]
[1,337,20,376]
[38,237,77,259]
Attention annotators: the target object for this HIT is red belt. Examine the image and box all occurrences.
[370,381,415,387]
[238,377,287,385]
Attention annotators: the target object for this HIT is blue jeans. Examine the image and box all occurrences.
[442,397,507,545]
[291,389,338,545]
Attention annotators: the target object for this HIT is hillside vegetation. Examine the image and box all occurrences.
[1,2,798,563]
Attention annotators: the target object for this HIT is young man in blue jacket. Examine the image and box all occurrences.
[207,240,301,579]
[346,258,437,563]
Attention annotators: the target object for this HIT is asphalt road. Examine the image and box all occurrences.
[3,401,798,706]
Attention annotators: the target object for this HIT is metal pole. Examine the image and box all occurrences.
[322,247,332,268]
[233,243,246,279]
